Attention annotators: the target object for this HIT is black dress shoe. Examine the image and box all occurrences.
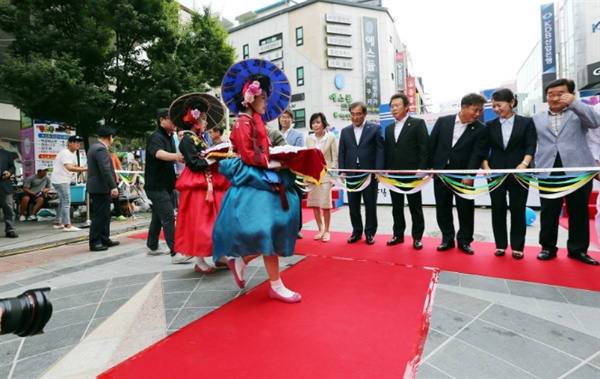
[6,231,18,238]
[387,236,404,246]
[436,242,455,251]
[347,235,362,244]
[567,252,599,266]
[105,240,120,247]
[366,235,375,245]
[537,250,557,261]
[413,239,423,250]
[90,244,108,252]
[459,244,475,255]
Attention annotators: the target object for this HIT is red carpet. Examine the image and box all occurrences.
[559,217,599,250]
[296,231,600,292]
[99,257,437,378]
[128,208,338,240]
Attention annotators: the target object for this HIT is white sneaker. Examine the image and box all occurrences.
[171,253,194,264]
[19,215,26,222]
[27,215,38,221]
[147,247,170,256]
[63,226,81,232]
[53,224,64,229]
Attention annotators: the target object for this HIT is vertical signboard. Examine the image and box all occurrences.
[20,128,35,181]
[406,77,417,114]
[540,3,557,101]
[395,52,406,93]
[363,17,381,115]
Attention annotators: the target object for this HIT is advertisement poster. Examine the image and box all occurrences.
[362,16,381,115]
[32,121,87,179]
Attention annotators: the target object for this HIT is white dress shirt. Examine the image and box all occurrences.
[500,114,515,149]
[394,115,409,142]
[452,115,468,147]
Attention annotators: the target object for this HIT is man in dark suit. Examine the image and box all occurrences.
[338,101,384,245]
[533,78,599,265]
[384,93,429,250]
[87,125,120,252]
[0,148,17,238]
[429,93,489,254]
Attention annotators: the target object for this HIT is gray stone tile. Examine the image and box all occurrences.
[10,346,72,379]
[437,271,459,286]
[0,364,11,379]
[162,269,203,280]
[164,292,191,310]
[102,283,146,302]
[564,364,600,378]
[95,298,128,319]
[429,305,474,336]
[43,304,97,331]
[185,290,238,308]
[506,281,567,302]
[0,338,22,364]
[168,307,216,330]
[457,319,581,377]
[536,298,572,312]
[558,286,600,308]
[459,274,509,293]
[416,362,452,378]
[50,289,105,310]
[16,272,60,287]
[195,274,246,291]
[432,288,491,317]
[590,353,600,368]
[426,339,535,378]
[165,309,178,328]
[108,273,156,288]
[0,281,22,294]
[163,278,200,293]
[49,280,110,299]
[18,322,87,360]
[421,329,450,358]
[480,304,600,360]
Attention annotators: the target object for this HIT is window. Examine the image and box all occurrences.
[296,67,304,87]
[296,27,303,46]
[243,44,249,59]
[293,109,305,128]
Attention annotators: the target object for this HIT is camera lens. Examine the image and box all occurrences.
[0,288,53,337]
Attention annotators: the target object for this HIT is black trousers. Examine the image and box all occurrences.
[146,189,176,255]
[434,177,474,245]
[89,193,111,247]
[347,174,378,237]
[489,175,529,251]
[390,190,424,239]
[539,156,592,254]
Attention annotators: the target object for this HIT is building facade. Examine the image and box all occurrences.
[516,0,600,116]
[225,0,425,131]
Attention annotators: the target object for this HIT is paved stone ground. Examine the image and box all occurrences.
[0,206,599,378]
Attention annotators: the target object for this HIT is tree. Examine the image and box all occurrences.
[0,0,235,148]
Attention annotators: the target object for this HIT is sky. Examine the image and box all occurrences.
[179,0,552,105]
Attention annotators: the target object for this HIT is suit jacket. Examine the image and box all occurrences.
[384,116,429,170]
[87,142,117,194]
[428,114,488,170]
[0,148,16,194]
[284,128,305,147]
[485,115,537,169]
[338,122,384,171]
[306,132,338,169]
[533,99,600,169]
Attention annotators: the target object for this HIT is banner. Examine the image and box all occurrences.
[406,77,417,114]
[540,3,557,101]
[363,16,381,115]
[395,52,406,93]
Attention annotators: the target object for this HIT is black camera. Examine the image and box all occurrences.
[0,288,53,337]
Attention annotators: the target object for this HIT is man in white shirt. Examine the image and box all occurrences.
[51,135,87,231]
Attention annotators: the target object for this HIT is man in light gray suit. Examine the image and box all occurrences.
[533,79,600,265]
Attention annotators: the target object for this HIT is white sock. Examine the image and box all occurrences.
[235,257,246,281]
[218,256,229,264]
[196,257,212,271]
[270,279,295,298]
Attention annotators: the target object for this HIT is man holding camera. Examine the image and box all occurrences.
[18,168,51,221]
